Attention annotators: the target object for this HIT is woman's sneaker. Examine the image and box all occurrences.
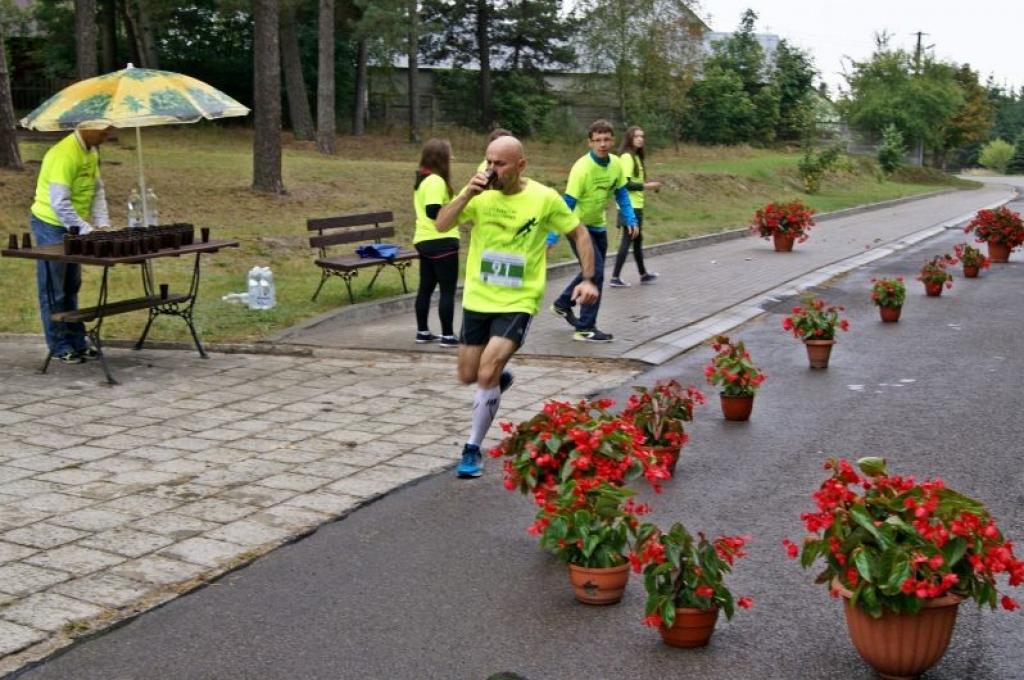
[438,335,459,348]
[415,331,437,344]
[608,277,631,288]
[640,272,659,285]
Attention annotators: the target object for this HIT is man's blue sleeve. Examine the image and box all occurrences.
[548,194,579,246]
[615,186,637,227]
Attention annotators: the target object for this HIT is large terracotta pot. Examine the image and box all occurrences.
[567,563,629,605]
[804,339,835,369]
[923,282,943,297]
[987,240,1010,263]
[659,606,720,648]
[772,233,795,252]
[719,393,754,421]
[838,584,962,680]
[650,445,681,477]
[962,265,979,278]
[878,305,902,323]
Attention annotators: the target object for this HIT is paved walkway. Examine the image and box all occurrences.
[0,180,1019,674]
[0,345,636,673]
[276,186,1013,363]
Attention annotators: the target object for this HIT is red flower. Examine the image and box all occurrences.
[643,613,664,628]
[696,585,714,599]
[783,538,799,559]
[1001,596,1019,611]
[737,597,754,609]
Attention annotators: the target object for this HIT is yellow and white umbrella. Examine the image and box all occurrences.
[20,63,250,221]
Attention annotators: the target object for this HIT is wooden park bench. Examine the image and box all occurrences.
[308,211,418,304]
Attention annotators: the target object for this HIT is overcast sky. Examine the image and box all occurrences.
[699,0,1020,94]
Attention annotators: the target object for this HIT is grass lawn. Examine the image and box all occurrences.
[0,126,978,344]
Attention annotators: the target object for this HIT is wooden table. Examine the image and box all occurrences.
[2,238,239,384]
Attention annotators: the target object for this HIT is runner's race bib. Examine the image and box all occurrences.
[480,250,525,288]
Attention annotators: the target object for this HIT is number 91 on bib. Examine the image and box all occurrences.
[480,250,526,288]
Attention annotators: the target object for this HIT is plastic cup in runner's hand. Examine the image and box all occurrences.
[484,169,498,189]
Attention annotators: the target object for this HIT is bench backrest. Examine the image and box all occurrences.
[308,211,395,249]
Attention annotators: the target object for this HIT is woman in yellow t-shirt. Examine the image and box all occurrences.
[610,126,662,287]
[413,139,459,346]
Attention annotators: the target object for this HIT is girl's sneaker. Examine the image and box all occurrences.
[415,331,437,344]
[608,277,631,288]
[640,272,660,284]
[438,335,459,348]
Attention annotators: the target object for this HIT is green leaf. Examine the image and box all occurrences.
[942,537,968,569]
[850,505,888,547]
[853,549,874,583]
[856,457,888,477]
[661,598,677,627]
[545,436,562,453]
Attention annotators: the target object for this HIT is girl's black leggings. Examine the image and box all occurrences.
[415,238,459,336]
[612,208,646,278]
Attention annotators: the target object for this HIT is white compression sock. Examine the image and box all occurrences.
[468,385,502,447]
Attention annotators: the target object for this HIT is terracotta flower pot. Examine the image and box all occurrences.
[923,282,943,297]
[719,393,754,421]
[650,445,681,477]
[878,305,902,323]
[804,339,834,369]
[567,563,629,605]
[659,606,720,648]
[987,240,1010,263]
[839,587,962,680]
[962,265,979,278]
[772,233,795,252]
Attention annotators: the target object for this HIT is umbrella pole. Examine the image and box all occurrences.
[135,126,149,227]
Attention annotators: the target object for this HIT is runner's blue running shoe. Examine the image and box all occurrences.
[456,444,483,478]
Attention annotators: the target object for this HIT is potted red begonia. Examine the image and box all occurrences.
[954,242,990,279]
[703,335,765,421]
[963,206,1024,263]
[751,200,816,252]
[786,457,1024,679]
[621,380,704,476]
[633,521,753,647]
[781,295,850,369]
[869,277,907,322]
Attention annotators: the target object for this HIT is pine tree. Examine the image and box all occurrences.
[1006,135,1024,175]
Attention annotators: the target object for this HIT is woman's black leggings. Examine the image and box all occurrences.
[415,238,459,335]
[612,208,646,278]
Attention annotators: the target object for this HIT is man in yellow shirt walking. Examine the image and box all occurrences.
[435,135,599,478]
[549,119,637,342]
[29,126,112,364]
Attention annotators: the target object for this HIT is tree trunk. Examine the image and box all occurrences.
[315,0,336,154]
[352,37,367,136]
[119,0,142,66]
[407,1,420,143]
[137,0,159,69]
[75,0,98,79]
[0,34,23,171]
[280,3,314,141]
[99,0,118,73]
[475,0,491,128]
[253,0,284,193]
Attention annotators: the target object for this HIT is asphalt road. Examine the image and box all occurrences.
[13,225,1024,680]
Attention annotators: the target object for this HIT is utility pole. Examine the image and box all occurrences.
[911,31,932,166]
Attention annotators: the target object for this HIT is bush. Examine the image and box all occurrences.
[490,71,558,138]
[797,144,841,193]
[877,124,906,174]
[1006,135,1024,175]
[979,139,1015,174]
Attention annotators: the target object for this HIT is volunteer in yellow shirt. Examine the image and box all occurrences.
[610,126,662,287]
[435,135,599,478]
[549,119,637,343]
[412,138,459,347]
[29,126,112,365]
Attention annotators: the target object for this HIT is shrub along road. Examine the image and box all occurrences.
[15,205,1024,679]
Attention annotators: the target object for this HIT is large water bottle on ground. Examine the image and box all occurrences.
[144,187,160,226]
[127,186,142,229]
[246,266,276,310]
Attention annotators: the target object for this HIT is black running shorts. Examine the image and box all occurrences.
[460,310,533,347]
